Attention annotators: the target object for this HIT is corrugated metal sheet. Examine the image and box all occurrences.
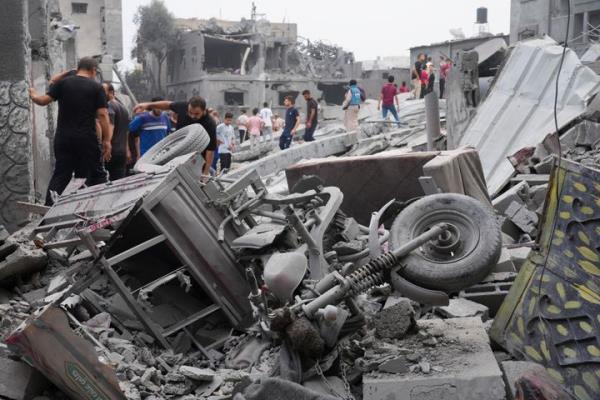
[458,37,600,196]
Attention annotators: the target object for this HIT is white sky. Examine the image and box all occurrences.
[120,0,511,69]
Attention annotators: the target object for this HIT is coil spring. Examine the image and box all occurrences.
[346,252,398,296]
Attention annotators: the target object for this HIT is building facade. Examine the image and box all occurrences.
[511,0,600,50]
[164,18,359,117]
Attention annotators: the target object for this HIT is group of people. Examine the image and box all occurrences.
[412,53,452,100]
[29,57,330,205]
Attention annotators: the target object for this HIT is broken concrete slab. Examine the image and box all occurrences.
[0,354,50,400]
[492,181,529,215]
[179,366,216,382]
[0,246,47,282]
[436,298,490,321]
[503,201,538,236]
[363,318,505,400]
[20,288,46,304]
[371,296,416,339]
[500,361,546,400]
[378,356,409,374]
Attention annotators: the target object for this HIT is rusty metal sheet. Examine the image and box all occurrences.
[5,305,125,400]
[491,159,600,400]
[458,37,600,196]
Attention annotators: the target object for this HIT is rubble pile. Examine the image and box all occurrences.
[3,37,600,400]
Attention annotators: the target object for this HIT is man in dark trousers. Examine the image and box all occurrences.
[103,83,131,181]
[133,97,216,177]
[302,90,318,142]
[30,57,111,205]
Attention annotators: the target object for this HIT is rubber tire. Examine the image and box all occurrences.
[137,123,210,166]
[390,193,501,292]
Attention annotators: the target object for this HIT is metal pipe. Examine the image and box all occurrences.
[112,65,138,105]
[425,92,441,151]
[391,223,449,259]
[303,223,449,317]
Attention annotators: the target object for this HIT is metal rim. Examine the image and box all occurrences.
[410,210,481,264]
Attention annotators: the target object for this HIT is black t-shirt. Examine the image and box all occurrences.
[306,98,318,124]
[413,61,423,80]
[108,99,131,156]
[48,75,107,139]
[169,101,217,152]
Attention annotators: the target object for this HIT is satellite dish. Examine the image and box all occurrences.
[449,28,466,40]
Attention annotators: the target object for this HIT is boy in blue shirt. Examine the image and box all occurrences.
[216,112,236,173]
[279,96,300,150]
[129,96,171,159]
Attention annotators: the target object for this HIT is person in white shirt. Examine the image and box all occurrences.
[237,109,249,143]
[259,102,273,142]
[216,112,236,173]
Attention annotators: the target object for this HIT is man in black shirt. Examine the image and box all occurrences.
[412,53,426,99]
[103,83,131,181]
[302,90,318,142]
[30,57,111,205]
[133,97,216,176]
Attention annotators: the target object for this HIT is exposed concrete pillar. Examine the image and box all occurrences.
[425,92,441,151]
[281,45,289,73]
[0,0,35,231]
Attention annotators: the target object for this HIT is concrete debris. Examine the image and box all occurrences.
[371,296,416,340]
[363,318,505,400]
[436,298,490,321]
[3,18,596,400]
[0,352,51,400]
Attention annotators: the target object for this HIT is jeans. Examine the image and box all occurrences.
[239,129,247,143]
[303,122,317,142]
[46,133,107,205]
[211,147,220,170]
[381,105,400,124]
[439,79,446,99]
[279,131,293,150]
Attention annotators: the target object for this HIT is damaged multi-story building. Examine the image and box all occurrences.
[511,0,600,51]
[162,17,360,115]
[0,0,123,232]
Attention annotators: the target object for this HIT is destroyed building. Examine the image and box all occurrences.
[511,0,600,50]
[163,17,360,115]
[3,2,600,400]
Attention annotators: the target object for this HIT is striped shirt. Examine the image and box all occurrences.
[129,111,171,156]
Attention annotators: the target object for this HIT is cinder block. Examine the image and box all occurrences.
[459,273,516,317]
[363,318,505,400]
